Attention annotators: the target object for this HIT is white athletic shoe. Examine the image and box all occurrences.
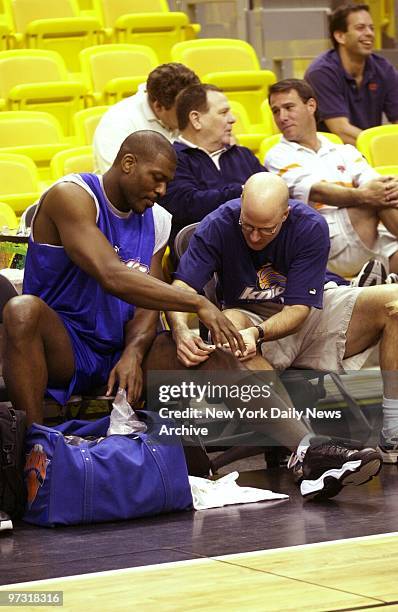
[351,260,387,287]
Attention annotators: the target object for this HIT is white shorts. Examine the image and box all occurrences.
[321,207,398,277]
[238,285,376,373]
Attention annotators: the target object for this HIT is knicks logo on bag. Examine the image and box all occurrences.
[24,444,49,508]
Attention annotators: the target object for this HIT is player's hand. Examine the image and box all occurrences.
[196,297,247,358]
[173,328,215,367]
[106,352,143,405]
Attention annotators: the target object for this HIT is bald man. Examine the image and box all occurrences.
[2,130,246,427]
[167,172,398,498]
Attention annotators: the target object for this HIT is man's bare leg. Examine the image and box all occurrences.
[346,207,380,250]
[2,295,75,426]
[344,285,398,396]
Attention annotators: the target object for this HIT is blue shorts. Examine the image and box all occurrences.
[46,322,121,406]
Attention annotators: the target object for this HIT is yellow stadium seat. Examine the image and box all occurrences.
[375,165,398,176]
[0,153,41,216]
[171,39,276,130]
[260,132,344,164]
[0,49,87,135]
[73,105,108,145]
[3,0,102,74]
[50,146,94,180]
[0,111,71,181]
[92,0,199,63]
[80,44,158,105]
[229,100,272,157]
[0,201,18,230]
[356,125,398,165]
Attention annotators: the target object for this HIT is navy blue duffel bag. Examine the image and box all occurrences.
[23,411,192,527]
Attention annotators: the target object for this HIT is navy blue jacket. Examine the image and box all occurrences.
[159,141,266,261]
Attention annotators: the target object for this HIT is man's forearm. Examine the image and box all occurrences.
[166,280,198,336]
[309,182,360,208]
[324,118,362,146]
[122,310,159,362]
[102,265,206,313]
[255,305,310,341]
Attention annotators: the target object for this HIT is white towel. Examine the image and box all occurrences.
[189,471,288,510]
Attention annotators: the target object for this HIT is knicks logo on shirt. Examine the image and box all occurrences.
[368,82,378,92]
[239,264,286,301]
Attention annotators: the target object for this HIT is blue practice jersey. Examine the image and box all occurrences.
[23,173,155,354]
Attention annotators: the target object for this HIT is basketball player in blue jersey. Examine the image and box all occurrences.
[168,172,398,499]
[2,130,247,428]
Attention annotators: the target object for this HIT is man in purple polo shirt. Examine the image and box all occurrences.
[159,83,265,263]
[305,2,398,145]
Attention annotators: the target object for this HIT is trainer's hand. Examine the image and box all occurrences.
[173,328,215,367]
[196,296,247,357]
[106,352,143,405]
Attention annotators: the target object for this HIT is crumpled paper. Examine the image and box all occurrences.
[107,389,147,436]
[189,471,288,510]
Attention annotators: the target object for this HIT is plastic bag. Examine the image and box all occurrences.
[107,389,147,435]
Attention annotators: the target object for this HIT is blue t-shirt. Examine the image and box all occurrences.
[305,50,398,130]
[23,173,155,354]
[174,198,346,310]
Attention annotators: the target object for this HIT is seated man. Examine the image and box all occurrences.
[265,78,398,279]
[2,131,246,427]
[168,173,398,498]
[305,2,398,145]
[159,83,266,261]
[93,63,200,173]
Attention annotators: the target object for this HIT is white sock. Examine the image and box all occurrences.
[295,433,313,462]
[382,396,398,441]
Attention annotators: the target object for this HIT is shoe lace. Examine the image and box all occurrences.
[312,442,352,458]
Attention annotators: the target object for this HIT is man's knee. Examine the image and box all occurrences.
[3,295,44,337]
[223,308,253,329]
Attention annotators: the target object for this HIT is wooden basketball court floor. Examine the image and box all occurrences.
[1,462,398,611]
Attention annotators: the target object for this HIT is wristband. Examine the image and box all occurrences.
[254,324,265,345]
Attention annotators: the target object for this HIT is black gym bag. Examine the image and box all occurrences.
[0,407,26,518]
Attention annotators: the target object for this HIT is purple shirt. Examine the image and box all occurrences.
[175,198,347,311]
[305,49,398,129]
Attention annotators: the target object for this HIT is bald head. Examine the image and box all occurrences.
[242,173,288,221]
[114,130,177,166]
[240,174,289,250]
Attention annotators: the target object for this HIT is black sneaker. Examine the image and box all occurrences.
[299,441,382,500]
[351,259,387,287]
[0,511,13,532]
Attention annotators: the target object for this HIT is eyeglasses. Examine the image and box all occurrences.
[238,217,281,237]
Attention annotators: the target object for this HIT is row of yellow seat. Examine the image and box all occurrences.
[0,148,94,218]
[2,122,398,222]
[0,0,199,70]
[0,38,278,135]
